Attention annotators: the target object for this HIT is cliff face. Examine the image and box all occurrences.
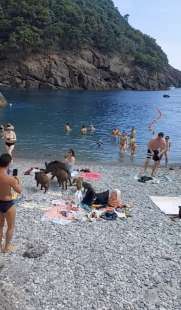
[0,49,181,91]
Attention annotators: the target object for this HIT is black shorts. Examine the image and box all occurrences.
[0,200,14,213]
[147,149,160,162]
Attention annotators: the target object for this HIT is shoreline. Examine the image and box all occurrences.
[14,156,181,169]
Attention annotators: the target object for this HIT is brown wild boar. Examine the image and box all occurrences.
[54,169,69,190]
[35,171,50,193]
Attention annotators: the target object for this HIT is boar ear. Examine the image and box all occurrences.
[45,162,48,168]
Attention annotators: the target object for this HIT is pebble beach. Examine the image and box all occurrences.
[1,158,181,310]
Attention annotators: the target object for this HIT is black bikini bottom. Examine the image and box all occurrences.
[0,200,14,213]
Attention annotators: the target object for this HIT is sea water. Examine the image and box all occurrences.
[0,88,180,164]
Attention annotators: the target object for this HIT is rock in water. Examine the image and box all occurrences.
[0,92,7,108]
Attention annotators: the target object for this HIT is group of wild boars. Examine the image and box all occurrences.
[36,161,71,191]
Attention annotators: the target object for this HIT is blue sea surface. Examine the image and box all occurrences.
[0,88,181,164]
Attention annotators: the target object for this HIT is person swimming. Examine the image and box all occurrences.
[80,125,87,135]
[64,123,72,132]
[96,140,103,147]
[88,124,96,132]
[112,128,120,136]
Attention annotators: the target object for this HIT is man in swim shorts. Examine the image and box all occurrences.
[143,132,166,176]
[0,154,22,253]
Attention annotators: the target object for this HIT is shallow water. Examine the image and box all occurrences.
[0,87,181,164]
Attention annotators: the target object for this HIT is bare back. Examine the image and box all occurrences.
[0,172,21,201]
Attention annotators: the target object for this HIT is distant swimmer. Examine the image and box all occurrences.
[96,140,103,147]
[9,103,12,108]
[88,124,96,132]
[120,131,128,152]
[80,125,87,135]
[112,128,120,137]
[64,123,72,132]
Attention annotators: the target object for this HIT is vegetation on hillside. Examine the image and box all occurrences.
[0,0,168,71]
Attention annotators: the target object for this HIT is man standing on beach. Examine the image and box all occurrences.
[143,132,166,176]
[0,154,22,253]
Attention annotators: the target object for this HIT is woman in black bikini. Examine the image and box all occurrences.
[3,124,16,156]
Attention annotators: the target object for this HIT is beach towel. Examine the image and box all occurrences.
[80,172,101,181]
[43,200,82,225]
[150,196,181,215]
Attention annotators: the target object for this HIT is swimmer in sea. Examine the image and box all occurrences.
[80,125,87,135]
[64,123,72,133]
[88,124,96,132]
[96,140,103,147]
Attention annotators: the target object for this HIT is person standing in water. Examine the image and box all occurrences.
[120,131,128,153]
[129,127,137,156]
[3,124,17,156]
[130,127,136,139]
[0,154,22,253]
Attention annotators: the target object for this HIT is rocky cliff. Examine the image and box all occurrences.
[0,49,180,91]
